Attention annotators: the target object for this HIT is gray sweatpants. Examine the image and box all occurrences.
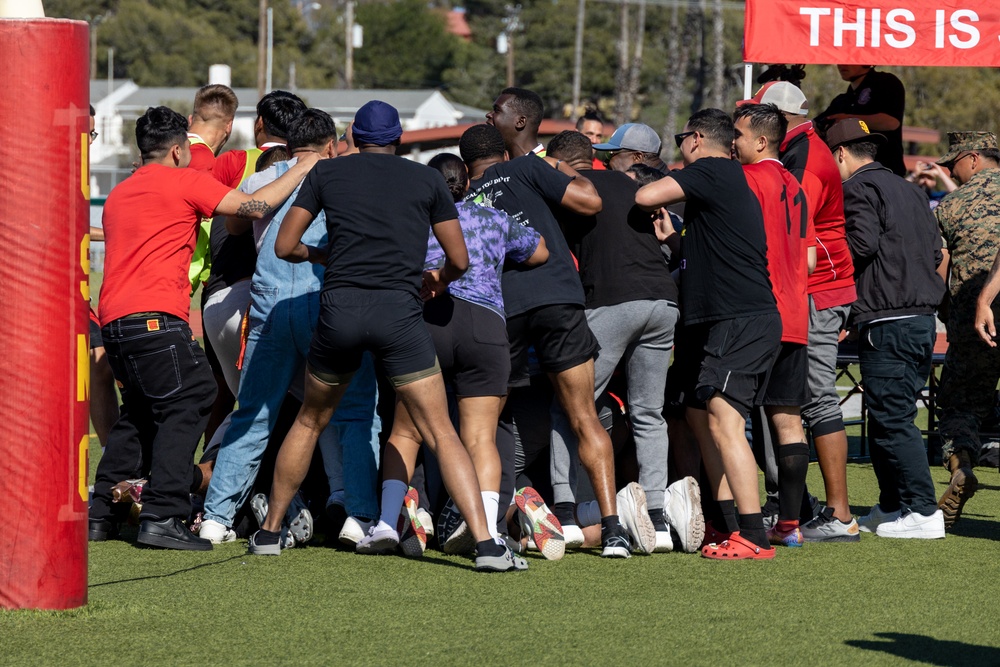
[550,299,679,510]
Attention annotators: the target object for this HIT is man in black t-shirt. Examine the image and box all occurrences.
[636,108,782,561]
[460,123,645,558]
[815,65,906,176]
[252,102,526,572]
[547,130,703,553]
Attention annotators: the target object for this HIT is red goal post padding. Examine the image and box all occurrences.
[0,18,90,610]
[744,1,1000,67]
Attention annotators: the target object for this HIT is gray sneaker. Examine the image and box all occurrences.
[475,546,528,572]
[248,530,282,556]
[801,506,861,543]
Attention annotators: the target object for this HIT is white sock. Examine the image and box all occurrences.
[481,491,500,540]
[577,500,601,527]
[378,479,409,530]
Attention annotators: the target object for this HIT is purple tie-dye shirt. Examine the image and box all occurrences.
[425,201,540,319]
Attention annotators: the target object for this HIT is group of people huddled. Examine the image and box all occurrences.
[87,65,998,571]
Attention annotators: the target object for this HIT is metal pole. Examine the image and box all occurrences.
[107,46,113,97]
[345,0,355,89]
[743,62,752,100]
[257,0,267,99]
[266,6,273,93]
[571,0,585,120]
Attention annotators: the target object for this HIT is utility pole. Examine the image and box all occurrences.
[266,6,273,93]
[257,0,267,99]
[502,4,521,89]
[345,0,355,89]
[571,0,585,120]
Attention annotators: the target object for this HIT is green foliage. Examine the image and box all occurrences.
[43,0,1000,142]
[353,0,461,88]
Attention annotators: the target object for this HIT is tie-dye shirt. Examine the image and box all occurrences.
[425,201,541,319]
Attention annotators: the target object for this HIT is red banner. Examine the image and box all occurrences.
[745,1,1000,67]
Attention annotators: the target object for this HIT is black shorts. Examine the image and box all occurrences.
[761,342,809,407]
[683,312,782,418]
[507,303,599,388]
[308,288,439,387]
[424,295,510,397]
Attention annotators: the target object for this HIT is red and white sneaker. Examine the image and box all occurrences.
[515,487,565,561]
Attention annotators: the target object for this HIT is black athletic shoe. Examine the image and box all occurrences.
[601,525,631,559]
[137,517,213,551]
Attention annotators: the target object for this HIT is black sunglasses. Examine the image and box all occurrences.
[674,131,696,148]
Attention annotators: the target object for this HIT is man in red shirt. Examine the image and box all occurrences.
[89,106,318,551]
[187,84,238,172]
[734,102,816,548]
[746,82,860,542]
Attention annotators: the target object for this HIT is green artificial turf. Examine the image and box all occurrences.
[3,458,999,666]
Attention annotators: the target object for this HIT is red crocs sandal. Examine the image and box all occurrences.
[700,532,776,560]
[701,520,731,549]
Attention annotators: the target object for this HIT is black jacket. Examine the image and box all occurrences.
[842,162,945,325]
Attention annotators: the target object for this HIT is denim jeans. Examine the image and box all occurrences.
[859,315,938,516]
[91,314,216,522]
[203,180,381,528]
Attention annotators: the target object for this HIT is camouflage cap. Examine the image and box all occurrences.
[936,131,999,166]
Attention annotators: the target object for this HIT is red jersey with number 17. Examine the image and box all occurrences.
[743,159,813,344]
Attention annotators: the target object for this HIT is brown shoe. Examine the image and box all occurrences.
[938,453,978,529]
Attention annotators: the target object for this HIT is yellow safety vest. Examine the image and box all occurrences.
[188,145,264,293]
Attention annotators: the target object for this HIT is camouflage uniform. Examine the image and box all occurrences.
[935,132,1000,467]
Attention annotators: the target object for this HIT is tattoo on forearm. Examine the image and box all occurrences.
[235,198,271,219]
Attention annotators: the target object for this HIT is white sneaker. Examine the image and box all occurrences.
[654,529,673,553]
[875,510,946,539]
[198,519,237,544]
[339,516,375,546]
[665,477,705,553]
[562,524,585,549]
[616,482,656,555]
[858,504,901,533]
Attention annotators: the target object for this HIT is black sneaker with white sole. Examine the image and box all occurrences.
[600,525,631,558]
[475,546,528,572]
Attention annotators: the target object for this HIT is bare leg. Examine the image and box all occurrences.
[262,372,347,532]
[382,401,421,484]
[457,396,503,493]
[90,345,119,447]
[395,373,493,544]
[766,406,806,445]
[549,360,617,518]
[707,395,761,515]
[814,430,851,521]
[687,406,731,502]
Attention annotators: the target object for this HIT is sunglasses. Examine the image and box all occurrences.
[89,130,99,140]
[674,131,696,148]
[943,152,974,172]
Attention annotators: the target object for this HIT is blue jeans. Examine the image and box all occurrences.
[203,195,380,527]
[859,315,938,516]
